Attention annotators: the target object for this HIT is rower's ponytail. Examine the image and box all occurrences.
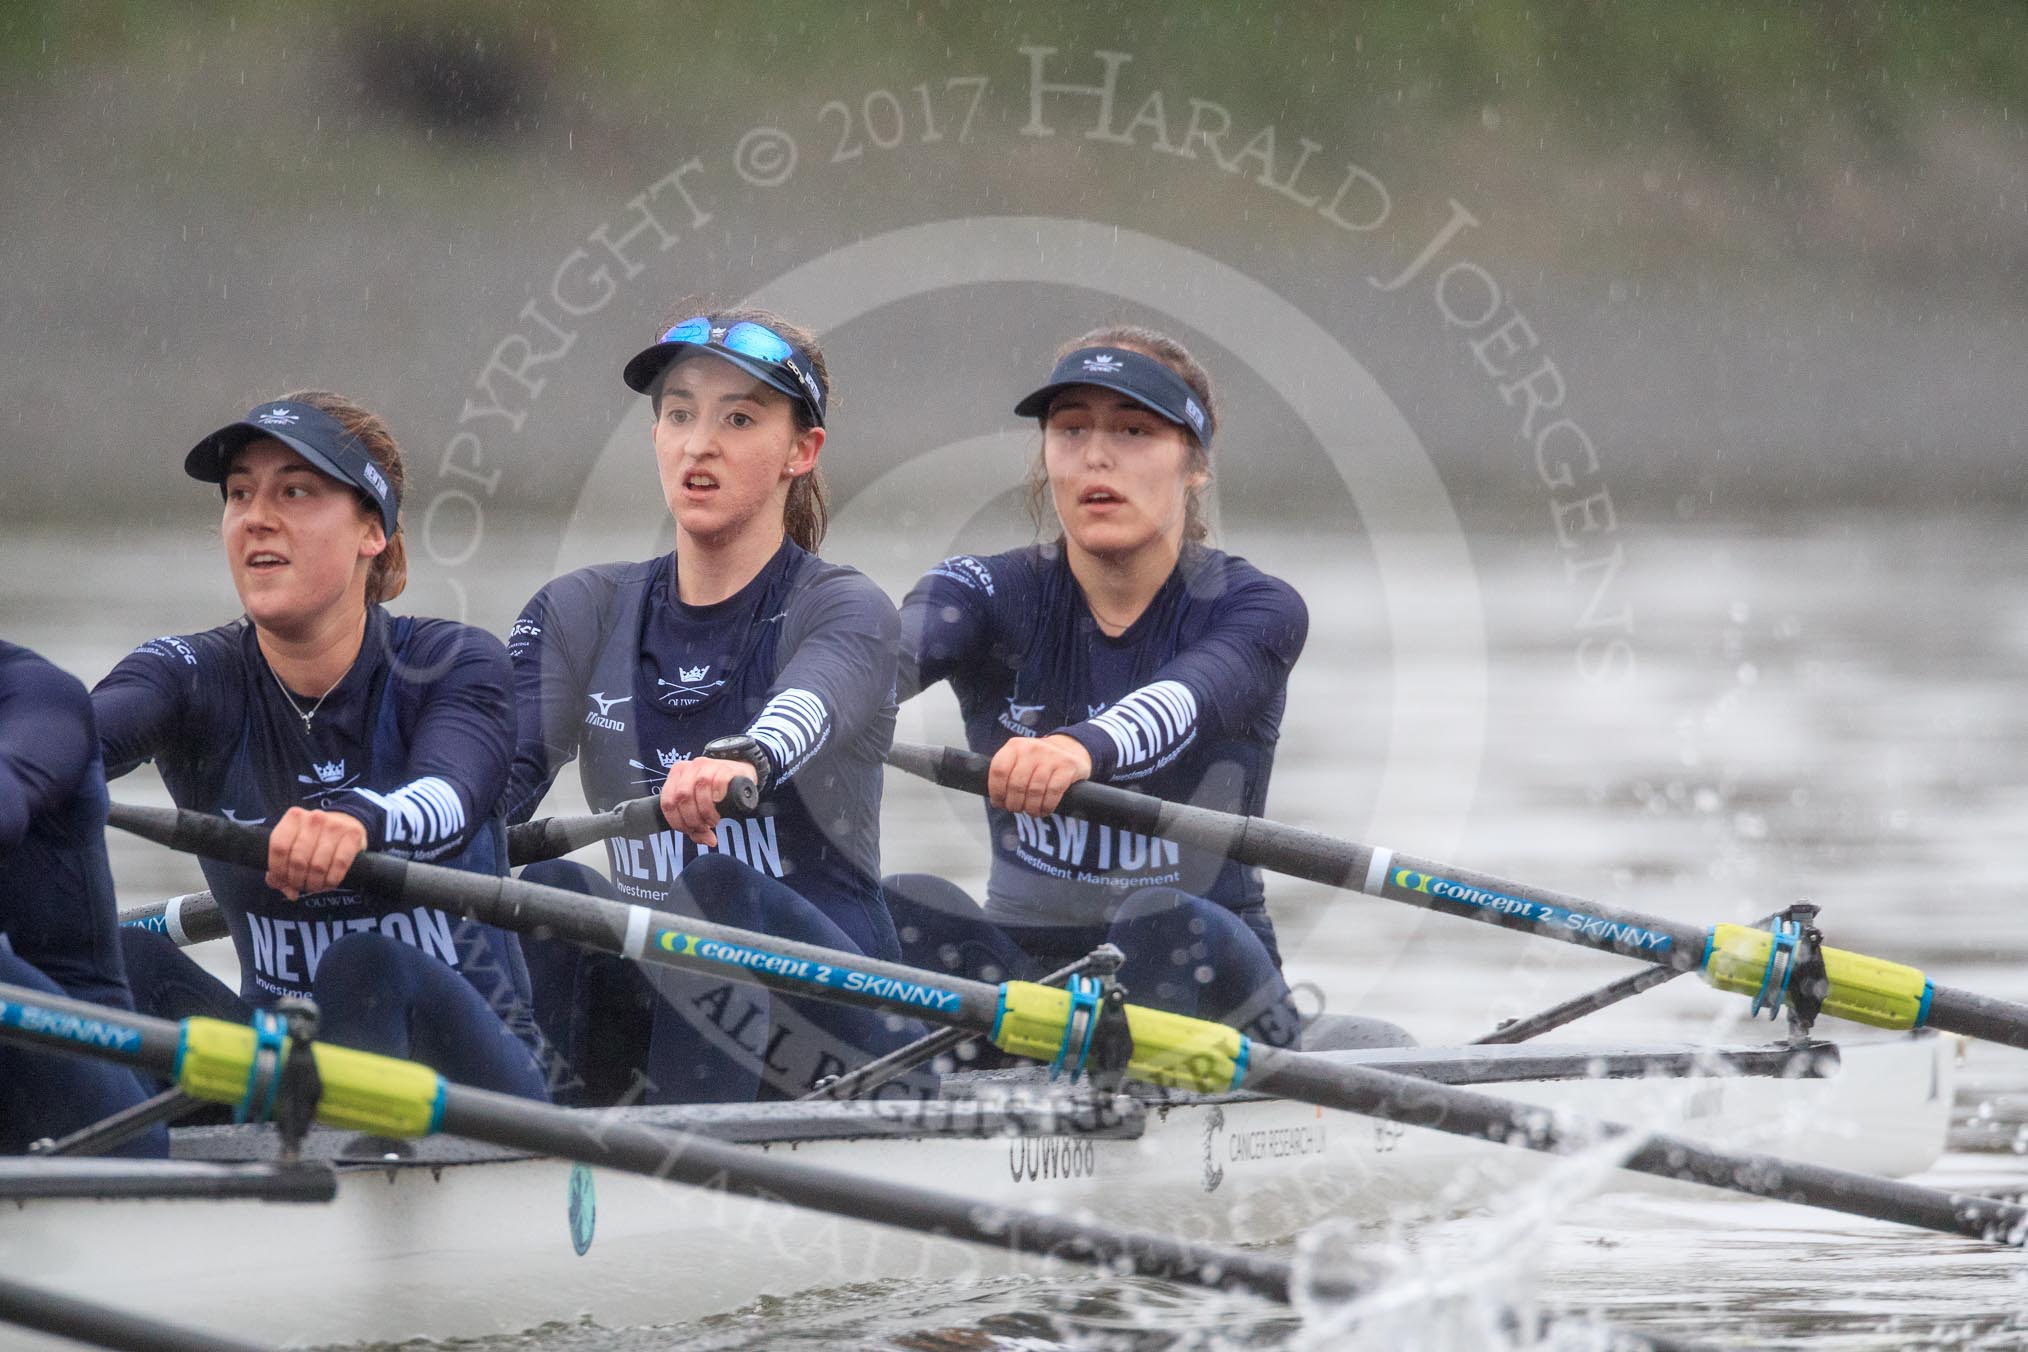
[282,389,409,604]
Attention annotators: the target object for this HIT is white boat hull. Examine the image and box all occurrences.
[1,1035,1951,1347]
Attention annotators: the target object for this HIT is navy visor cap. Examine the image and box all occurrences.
[1013,347,1213,447]
[184,400,399,536]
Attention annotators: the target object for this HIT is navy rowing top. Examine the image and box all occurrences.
[0,642,131,1010]
[505,538,900,947]
[92,608,534,1022]
[900,543,1308,926]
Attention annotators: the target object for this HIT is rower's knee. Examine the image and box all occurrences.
[1110,887,1216,967]
[674,852,764,928]
[315,931,406,998]
[883,873,1023,983]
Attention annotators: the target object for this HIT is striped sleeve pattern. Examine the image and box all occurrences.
[1086,680,1200,782]
[746,688,831,787]
[349,777,470,861]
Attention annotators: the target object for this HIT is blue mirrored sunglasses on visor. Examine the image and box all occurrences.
[627,316,828,425]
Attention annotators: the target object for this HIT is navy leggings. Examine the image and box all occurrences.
[0,949,165,1156]
[521,855,933,1106]
[884,874,1303,1049]
[119,927,549,1100]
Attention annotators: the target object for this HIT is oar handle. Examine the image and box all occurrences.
[115,780,764,949]
[506,779,759,867]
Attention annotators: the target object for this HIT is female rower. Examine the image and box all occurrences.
[507,305,924,1105]
[0,642,163,1155]
[892,325,1306,1048]
[94,393,548,1098]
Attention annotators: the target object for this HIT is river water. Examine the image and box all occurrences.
[5,511,2027,1350]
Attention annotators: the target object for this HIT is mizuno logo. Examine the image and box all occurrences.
[997,696,1048,738]
[585,691,631,732]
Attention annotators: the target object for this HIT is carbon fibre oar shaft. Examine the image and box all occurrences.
[886,742,2028,1052]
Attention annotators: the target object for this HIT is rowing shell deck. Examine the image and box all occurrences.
[1,1035,1952,1347]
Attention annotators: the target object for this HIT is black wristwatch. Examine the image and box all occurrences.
[702,734,774,795]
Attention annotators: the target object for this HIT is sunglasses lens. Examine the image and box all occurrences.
[648,317,821,420]
[718,321,795,364]
[661,316,713,344]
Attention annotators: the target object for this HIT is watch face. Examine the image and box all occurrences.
[703,736,770,786]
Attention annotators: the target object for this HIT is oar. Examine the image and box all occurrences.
[885,742,2028,1052]
[0,978,1300,1307]
[104,801,2028,1248]
[0,1271,270,1352]
[118,782,763,944]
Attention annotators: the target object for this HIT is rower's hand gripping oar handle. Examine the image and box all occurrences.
[506,778,760,867]
[115,782,761,946]
[885,742,1192,841]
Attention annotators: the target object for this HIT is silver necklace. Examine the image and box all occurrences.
[270,662,341,735]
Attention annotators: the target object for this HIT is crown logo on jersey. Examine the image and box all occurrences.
[312,759,346,784]
[255,406,300,426]
[678,663,711,683]
[656,746,686,769]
